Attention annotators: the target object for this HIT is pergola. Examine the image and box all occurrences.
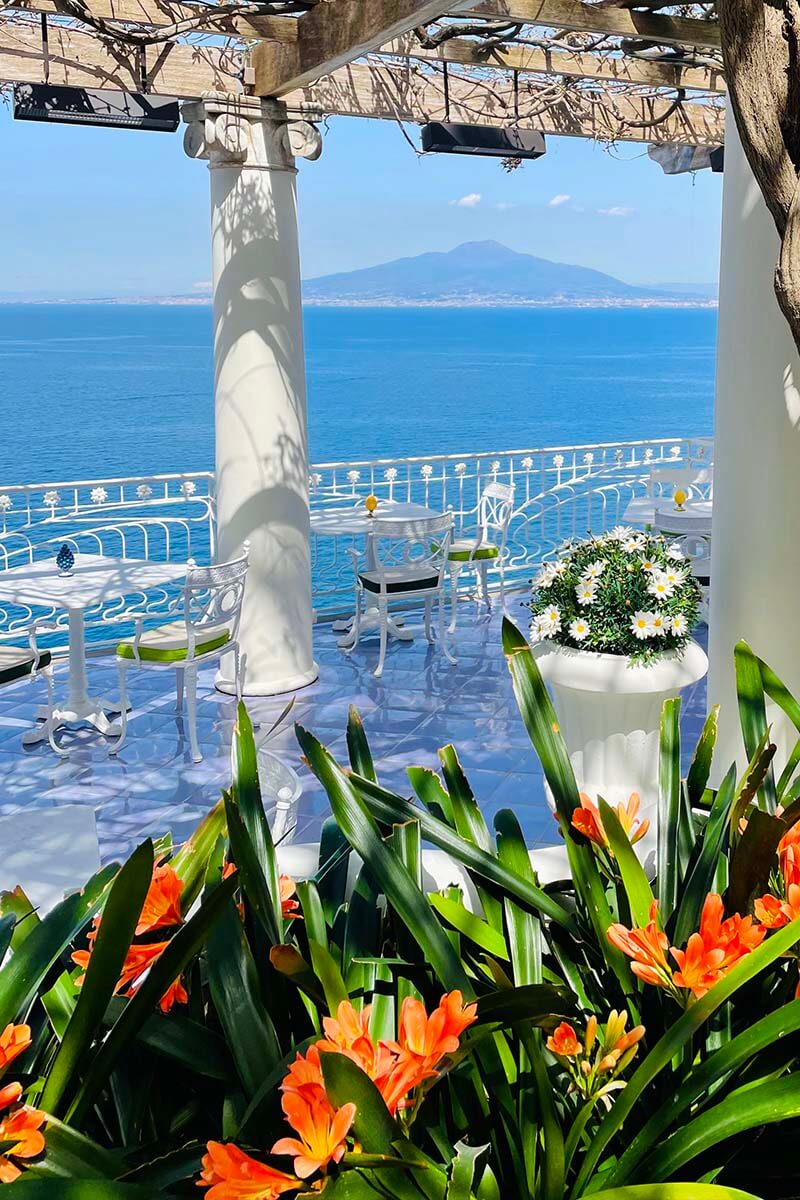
[0,0,789,768]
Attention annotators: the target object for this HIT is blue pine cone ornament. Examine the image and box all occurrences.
[56,544,75,574]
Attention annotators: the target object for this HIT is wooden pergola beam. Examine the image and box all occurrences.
[460,1,721,50]
[283,60,724,144]
[384,33,725,93]
[0,19,241,96]
[252,0,478,96]
[7,0,298,40]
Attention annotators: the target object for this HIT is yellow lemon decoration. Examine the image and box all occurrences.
[673,488,687,512]
[365,494,379,516]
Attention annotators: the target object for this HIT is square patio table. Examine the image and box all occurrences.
[0,554,187,745]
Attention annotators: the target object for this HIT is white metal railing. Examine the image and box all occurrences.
[0,438,712,647]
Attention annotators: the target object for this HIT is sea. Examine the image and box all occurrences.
[0,304,717,483]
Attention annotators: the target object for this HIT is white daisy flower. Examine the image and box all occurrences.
[670,613,688,636]
[631,611,653,640]
[582,560,606,580]
[609,525,634,541]
[621,535,645,552]
[640,554,657,573]
[569,618,590,642]
[535,563,558,588]
[667,543,685,561]
[647,571,676,600]
[650,612,668,637]
[576,581,598,607]
[661,565,688,587]
[538,606,562,635]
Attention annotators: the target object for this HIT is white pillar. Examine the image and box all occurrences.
[183,97,321,695]
[708,113,800,766]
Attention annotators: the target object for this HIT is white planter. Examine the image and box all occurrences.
[533,639,708,820]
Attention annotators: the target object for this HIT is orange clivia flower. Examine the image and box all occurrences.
[136,858,184,935]
[281,1046,326,1105]
[272,1092,356,1179]
[607,901,673,988]
[783,843,800,890]
[0,1024,31,1073]
[396,991,478,1071]
[755,883,800,929]
[197,1141,300,1198]
[73,939,187,1014]
[571,793,649,850]
[0,1083,22,1111]
[546,1022,581,1058]
[280,876,301,922]
[671,933,726,998]
[0,1103,45,1183]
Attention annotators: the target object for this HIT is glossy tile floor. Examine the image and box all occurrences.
[0,595,709,863]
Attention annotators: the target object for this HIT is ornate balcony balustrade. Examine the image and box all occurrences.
[0,437,712,648]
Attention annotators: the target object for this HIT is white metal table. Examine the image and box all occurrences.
[623,495,713,531]
[0,554,187,745]
[311,501,445,647]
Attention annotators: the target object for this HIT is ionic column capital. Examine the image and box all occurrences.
[181,95,322,170]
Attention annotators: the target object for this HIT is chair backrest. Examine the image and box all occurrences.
[183,546,249,641]
[368,514,454,592]
[479,482,516,544]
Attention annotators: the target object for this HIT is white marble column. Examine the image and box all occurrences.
[707,112,800,767]
[183,97,321,695]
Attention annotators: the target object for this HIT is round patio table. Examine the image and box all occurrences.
[652,498,712,537]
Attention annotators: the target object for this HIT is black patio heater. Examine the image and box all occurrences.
[13,84,179,133]
[421,122,546,160]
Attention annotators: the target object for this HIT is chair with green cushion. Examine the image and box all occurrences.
[113,548,249,763]
[0,632,56,750]
[447,481,515,632]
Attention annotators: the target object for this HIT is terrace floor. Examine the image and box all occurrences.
[0,594,709,863]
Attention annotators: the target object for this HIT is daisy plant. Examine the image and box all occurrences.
[3,631,800,1199]
[530,526,702,663]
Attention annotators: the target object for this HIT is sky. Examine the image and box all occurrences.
[0,102,723,297]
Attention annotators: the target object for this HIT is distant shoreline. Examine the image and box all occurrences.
[0,296,718,309]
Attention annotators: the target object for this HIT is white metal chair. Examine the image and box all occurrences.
[669,532,712,621]
[648,464,713,504]
[343,514,455,678]
[113,549,249,763]
[447,481,515,632]
[1,627,57,750]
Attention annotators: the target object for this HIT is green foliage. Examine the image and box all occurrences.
[530,529,701,662]
[1,646,800,1200]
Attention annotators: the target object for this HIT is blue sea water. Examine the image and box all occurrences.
[0,304,717,483]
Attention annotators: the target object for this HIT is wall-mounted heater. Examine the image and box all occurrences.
[421,122,546,159]
[648,141,723,175]
[13,85,179,133]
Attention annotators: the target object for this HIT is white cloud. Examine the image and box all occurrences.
[449,193,482,208]
[495,202,516,211]
[597,206,635,218]
[548,193,571,207]
[192,281,211,290]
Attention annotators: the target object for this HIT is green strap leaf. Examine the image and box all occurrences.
[599,800,654,929]
[686,705,719,810]
[439,746,503,932]
[657,698,681,918]
[475,983,575,1025]
[350,775,573,930]
[224,790,281,945]
[309,937,350,1012]
[734,640,777,811]
[320,1051,398,1154]
[408,766,455,826]
[296,724,472,995]
[635,1075,800,1181]
[41,840,155,1117]
[589,1188,761,1200]
[428,894,510,961]
[4,1183,152,1198]
[19,1114,123,1180]
[347,705,378,782]
[447,1141,488,1200]
[0,866,116,1029]
[728,807,786,917]
[495,808,542,987]
[231,700,283,930]
[171,797,226,915]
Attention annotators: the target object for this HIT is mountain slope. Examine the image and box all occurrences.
[303,240,672,304]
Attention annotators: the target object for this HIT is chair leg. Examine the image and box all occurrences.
[440,593,457,665]
[448,563,461,634]
[479,561,490,607]
[185,665,202,763]
[424,597,433,643]
[109,661,129,757]
[175,667,184,713]
[374,600,389,678]
[342,590,362,654]
[499,558,506,611]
